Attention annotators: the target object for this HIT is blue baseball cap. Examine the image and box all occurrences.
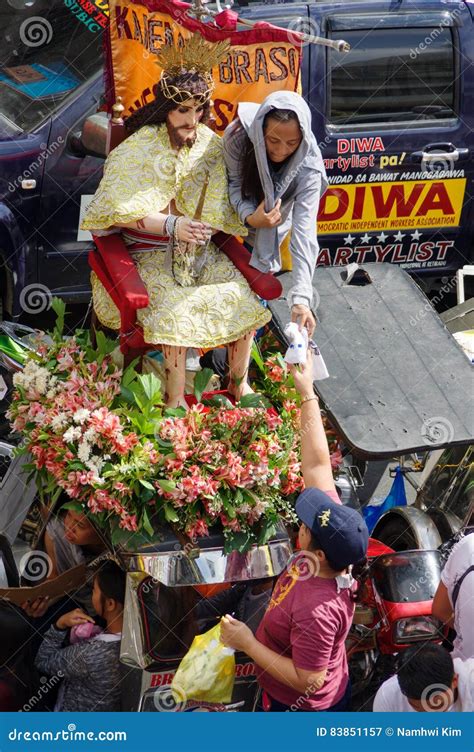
[295,488,369,570]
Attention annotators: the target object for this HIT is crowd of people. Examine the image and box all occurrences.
[2,32,473,714]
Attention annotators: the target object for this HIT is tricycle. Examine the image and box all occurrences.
[1,266,469,708]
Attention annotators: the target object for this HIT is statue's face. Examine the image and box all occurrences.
[167,97,206,148]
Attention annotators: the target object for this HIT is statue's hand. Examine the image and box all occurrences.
[176,217,212,245]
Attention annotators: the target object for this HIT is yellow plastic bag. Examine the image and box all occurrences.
[171,621,235,704]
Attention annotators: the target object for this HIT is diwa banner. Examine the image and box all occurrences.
[106,0,302,132]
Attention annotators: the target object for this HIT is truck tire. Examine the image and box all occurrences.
[372,507,442,551]
[372,516,418,551]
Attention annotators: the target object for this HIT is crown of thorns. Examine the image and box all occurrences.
[156,34,230,105]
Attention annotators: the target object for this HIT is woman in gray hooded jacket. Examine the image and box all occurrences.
[223,91,327,335]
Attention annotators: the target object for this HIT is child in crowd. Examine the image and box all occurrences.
[373,643,474,712]
[35,561,126,712]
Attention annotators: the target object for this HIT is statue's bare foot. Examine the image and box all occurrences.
[228,381,254,402]
[166,395,189,411]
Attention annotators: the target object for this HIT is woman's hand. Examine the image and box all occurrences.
[246,199,282,229]
[291,304,316,336]
[21,597,51,618]
[55,609,95,631]
[220,614,255,653]
[289,350,318,401]
[176,217,212,245]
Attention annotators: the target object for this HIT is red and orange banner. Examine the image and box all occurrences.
[106,0,302,132]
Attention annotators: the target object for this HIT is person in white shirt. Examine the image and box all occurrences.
[373,643,474,712]
[432,531,474,660]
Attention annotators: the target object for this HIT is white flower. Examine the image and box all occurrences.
[73,409,91,425]
[35,374,48,395]
[83,427,98,443]
[85,459,104,484]
[63,426,82,443]
[51,413,69,431]
[12,360,54,396]
[77,440,92,463]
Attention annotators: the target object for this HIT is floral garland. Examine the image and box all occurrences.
[7,303,307,552]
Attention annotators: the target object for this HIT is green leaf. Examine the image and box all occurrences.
[193,367,213,403]
[275,352,287,370]
[110,524,132,547]
[202,394,233,409]
[139,485,155,504]
[257,519,277,546]
[141,508,154,536]
[224,531,252,554]
[138,373,162,403]
[155,435,173,449]
[251,342,264,371]
[121,360,140,388]
[163,406,187,418]
[61,501,84,514]
[164,504,179,523]
[120,385,135,404]
[95,330,115,357]
[68,461,86,470]
[238,393,270,409]
[139,479,155,491]
[158,479,177,493]
[51,297,66,340]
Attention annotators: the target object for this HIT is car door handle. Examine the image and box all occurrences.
[410,143,469,164]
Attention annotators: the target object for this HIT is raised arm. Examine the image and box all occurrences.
[289,352,337,495]
[287,171,323,336]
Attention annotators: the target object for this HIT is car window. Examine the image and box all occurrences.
[327,27,456,126]
[0,0,104,133]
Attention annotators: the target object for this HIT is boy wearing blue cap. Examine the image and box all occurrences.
[222,353,369,711]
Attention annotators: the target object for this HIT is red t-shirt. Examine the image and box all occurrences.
[255,493,354,710]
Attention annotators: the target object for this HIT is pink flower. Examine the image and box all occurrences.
[186,517,209,540]
[119,513,138,532]
[265,410,283,430]
[89,407,121,436]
